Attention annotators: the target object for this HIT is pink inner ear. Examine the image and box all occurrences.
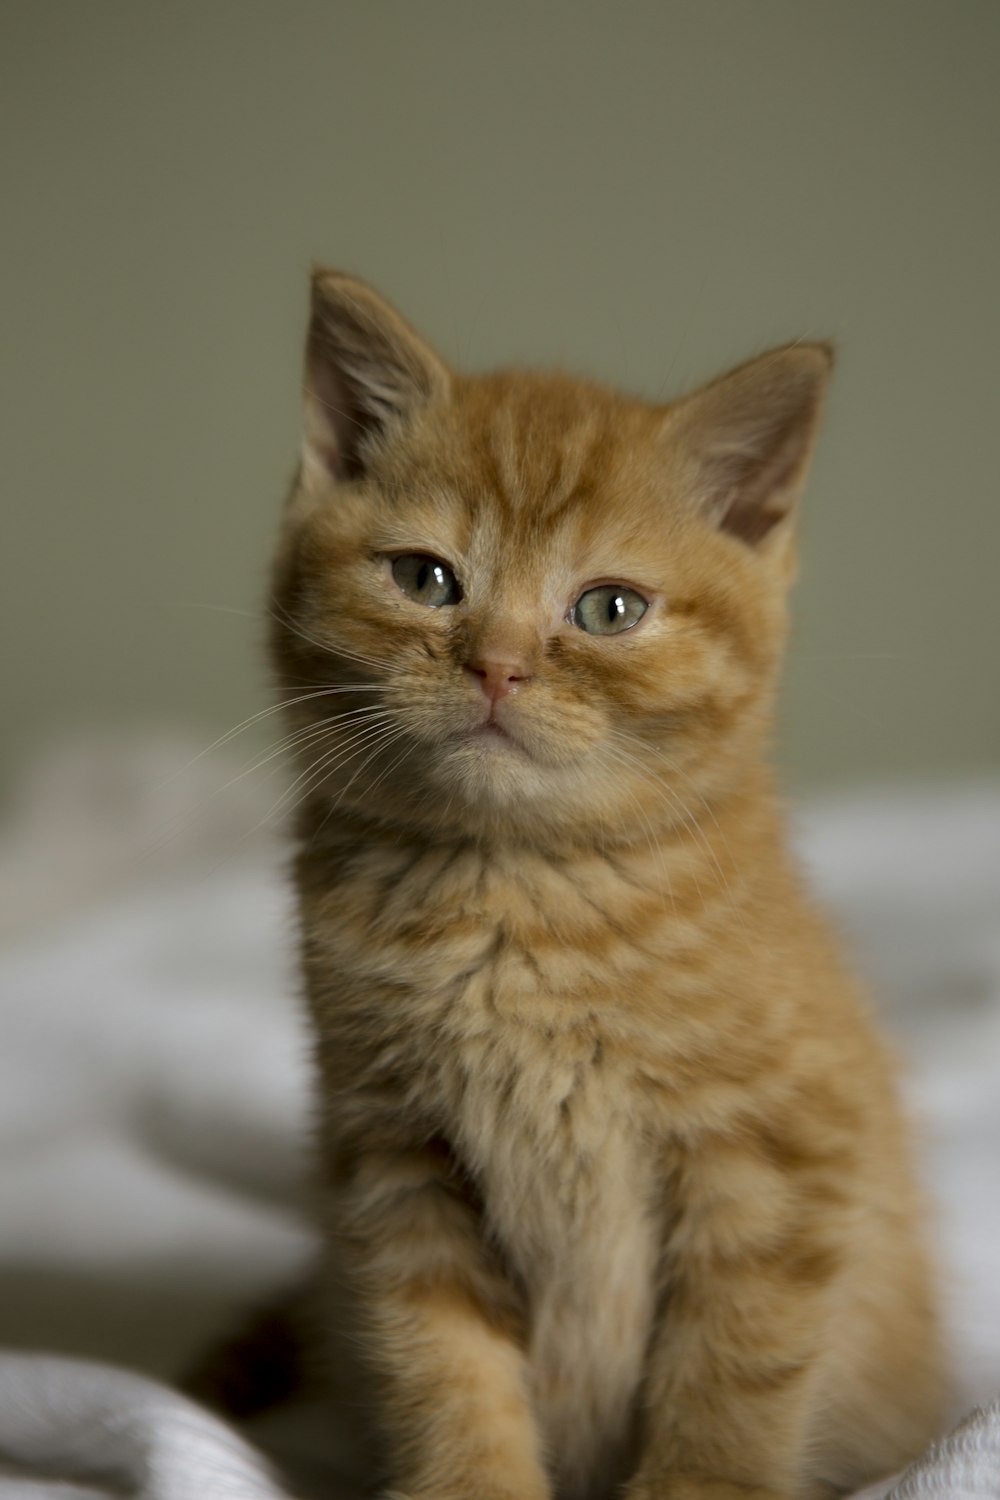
[716,437,809,546]
[305,326,371,483]
[302,272,452,487]
[673,345,832,550]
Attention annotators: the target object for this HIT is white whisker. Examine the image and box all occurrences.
[218,718,406,859]
[157,684,385,788]
[268,719,403,825]
[267,599,391,673]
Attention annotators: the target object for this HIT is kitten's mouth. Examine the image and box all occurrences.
[469,723,516,749]
[465,713,527,754]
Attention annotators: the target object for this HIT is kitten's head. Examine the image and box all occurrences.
[270,270,831,849]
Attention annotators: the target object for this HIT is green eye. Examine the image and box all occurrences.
[573,585,648,635]
[391,553,462,608]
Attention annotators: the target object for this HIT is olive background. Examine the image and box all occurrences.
[3,0,997,795]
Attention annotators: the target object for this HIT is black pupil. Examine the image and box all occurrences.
[607,593,625,622]
[417,560,446,595]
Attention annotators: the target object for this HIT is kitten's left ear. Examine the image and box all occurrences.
[663,342,833,551]
[302,269,451,489]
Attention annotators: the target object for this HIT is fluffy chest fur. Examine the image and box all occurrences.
[448,1030,659,1499]
[300,830,753,1495]
[424,865,662,1495]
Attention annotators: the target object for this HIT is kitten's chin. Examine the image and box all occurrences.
[436,729,553,808]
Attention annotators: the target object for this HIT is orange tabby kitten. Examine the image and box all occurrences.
[268,271,945,1500]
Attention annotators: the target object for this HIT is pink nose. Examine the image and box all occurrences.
[464,657,531,703]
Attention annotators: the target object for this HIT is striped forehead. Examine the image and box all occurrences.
[454,411,609,586]
[377,374,665,592]
[471,395,606,519]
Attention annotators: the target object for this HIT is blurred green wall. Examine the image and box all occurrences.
[2,0,997,793]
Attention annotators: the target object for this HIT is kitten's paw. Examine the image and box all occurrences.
[380,1490,543,1500]
[625,1481,787,1500]
[379,1488,539,1500]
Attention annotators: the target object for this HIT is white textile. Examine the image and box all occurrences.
[0,748,997,1497]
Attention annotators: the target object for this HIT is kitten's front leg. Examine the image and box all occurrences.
[332,1145,551,1500]
[625,1137,839,1500]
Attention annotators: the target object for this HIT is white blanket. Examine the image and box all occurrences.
[1,745,998,1497]
[0,1353,288,1500]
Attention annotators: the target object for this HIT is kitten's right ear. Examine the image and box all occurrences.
[302,269,451,489]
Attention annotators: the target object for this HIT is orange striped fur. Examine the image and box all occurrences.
[268,272,946,1500]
